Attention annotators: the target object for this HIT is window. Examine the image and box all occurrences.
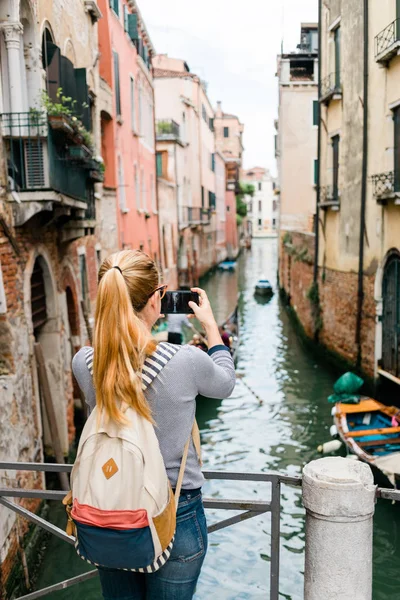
[224,127,229,138]
[332,135,340,200]
[394,106,400,191]
[117,156,126,211]
[258,200,262,212]
[314,159,319,186]
[209,192,216,209]
[110,0,119,16]
[334,26,341,88]
[258,182,262,191]
[79,254,91,315]
[135,164,140,209]
[248,201,253,213]
[96,249,102,269]
[141,168,146,210]
[202,104,207,122]
[151,174,156,211]
[211,153,215,172]
[130,76,135,131]
[156,152,163,177]
[313,100,319,126]
[209,117,214,132]
[201,186,205,208]
[123,4,129,31]
[272,218,276,229]
[138,82,142,134]
[258,218,262,228]
[113,51,121,117]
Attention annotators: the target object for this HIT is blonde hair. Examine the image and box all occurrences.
[93,250,158,425]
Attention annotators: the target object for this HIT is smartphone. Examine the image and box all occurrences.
[161,291,200,315]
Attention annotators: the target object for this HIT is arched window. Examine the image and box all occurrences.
[31,258,48,336]
[382,253,400,376]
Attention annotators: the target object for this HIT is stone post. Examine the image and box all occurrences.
[303,457,376,600]
[2,22,24,114]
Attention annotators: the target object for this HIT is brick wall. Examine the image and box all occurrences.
[279,230,376,377]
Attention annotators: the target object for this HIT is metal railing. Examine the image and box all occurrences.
[371,170,398,199]
[319,184,340,207]
[0,462,301,600]
[1,112,98,208]
[375,18,400,59]
[180,206,212,227]
[320,72,342,102]
[156,119,181,140]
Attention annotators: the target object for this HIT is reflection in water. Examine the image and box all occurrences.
[35,239,400,600]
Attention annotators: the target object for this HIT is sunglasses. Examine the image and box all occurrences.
[149,284,168,300]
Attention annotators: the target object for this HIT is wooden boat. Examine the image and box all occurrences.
[254,278,274,297]
[333,398,400,488]
[218,261,236,272]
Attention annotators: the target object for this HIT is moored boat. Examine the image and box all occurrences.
[220,304,239,362]
[218,261,236,272]
[254,278,274,297]
[333,398,400,488]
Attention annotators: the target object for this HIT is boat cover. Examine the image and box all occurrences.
[373,452,400,486]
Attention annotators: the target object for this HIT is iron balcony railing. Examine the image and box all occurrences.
[320,72,342,103]
[156,119,181,140]
[319,184,340,209]
[375,18,400,61]
[0,461,302,600]
[371,170,399,201]
[180,205,212,227]
[1,112,99,214]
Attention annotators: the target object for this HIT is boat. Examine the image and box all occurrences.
[332,398,400,488]
[218,261,236,272]
[254,278,274,297]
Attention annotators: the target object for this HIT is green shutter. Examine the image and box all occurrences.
[314,159,318,186]
[111,0,119,16]
[127,13,139,41]
[209,117,214,131]
[156,153,163,177]
[113,51,121,116]
[75,68,91,130]
[313,100,319,126]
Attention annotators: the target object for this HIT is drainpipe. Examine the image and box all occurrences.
[313,0,322,284]
[356,0,369,369]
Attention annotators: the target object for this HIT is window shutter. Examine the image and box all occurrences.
[209,117,214,131]
[156,152,163,177]
[111,0,119,16]
[75,68,91,130]
[127,13,139,41]
[113,51,121,116]
[313,100,319,126]
[314,159,318,185]
[124,5,129,31]
[45,42,61,102]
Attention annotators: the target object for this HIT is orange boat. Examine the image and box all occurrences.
[333,399,400,488]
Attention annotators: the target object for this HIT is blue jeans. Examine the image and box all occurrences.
[98,489,208,600]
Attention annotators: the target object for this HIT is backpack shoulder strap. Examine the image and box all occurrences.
[83,342,180,391]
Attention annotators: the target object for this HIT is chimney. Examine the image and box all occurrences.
[216,101,222,116]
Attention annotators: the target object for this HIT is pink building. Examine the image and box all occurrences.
[98,0,160,261]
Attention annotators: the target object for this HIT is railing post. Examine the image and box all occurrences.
[302,457,376,600]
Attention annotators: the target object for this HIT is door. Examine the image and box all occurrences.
[382,254,400,377]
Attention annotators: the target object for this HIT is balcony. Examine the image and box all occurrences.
[319,185,340,210]
[156,120,182,143]
[2,112,102,235]
[375,19,400,64]
[371,171,400,204]
[319,73,342,105]
[179,206,212,229]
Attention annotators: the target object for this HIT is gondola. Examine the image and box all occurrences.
[332,398,400,489]
[220,304,239,362]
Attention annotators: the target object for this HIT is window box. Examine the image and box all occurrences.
[48,114,74,135]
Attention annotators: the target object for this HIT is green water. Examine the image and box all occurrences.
[34,239,400,599]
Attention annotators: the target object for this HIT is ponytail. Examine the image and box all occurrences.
[93,251,158,425]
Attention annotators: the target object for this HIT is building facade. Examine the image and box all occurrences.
[0,0,105,593]
[279,1,400,382]
[243,167,277,237]
[214,101,244,258]
[276,24,319,234]
[98,0,159,262]
[153,55,218,285]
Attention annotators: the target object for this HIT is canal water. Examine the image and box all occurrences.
[35,238,400,599]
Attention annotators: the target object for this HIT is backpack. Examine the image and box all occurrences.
[64,342,202,573]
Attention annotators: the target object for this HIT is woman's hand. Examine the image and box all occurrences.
[188,288,217,330]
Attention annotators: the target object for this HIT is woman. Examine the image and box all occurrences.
[72,250,236,600]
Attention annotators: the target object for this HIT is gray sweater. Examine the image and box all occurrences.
[72,344,236,489]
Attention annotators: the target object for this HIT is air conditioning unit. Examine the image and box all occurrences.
[24,139,49,189]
